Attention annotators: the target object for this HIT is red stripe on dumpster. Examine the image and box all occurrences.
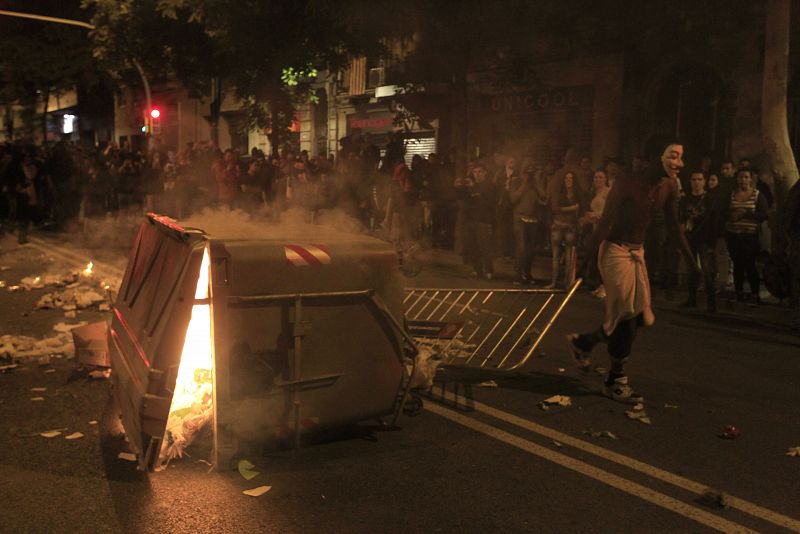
[284,244,331,266]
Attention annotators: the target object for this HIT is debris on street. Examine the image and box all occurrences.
[242,485,272,497]
[238,460,260,480]
[40,429,66,438]
[719,425,741,440]
[478,380,498,388]
[539,395,571,409]
[786,446,800,457]
[582,429,618,440]
[0,363,19,372]
[30,387,46,392]
[88,420,98,425]
[625,403,652,424]
[405,346,443,390]
[65,432,84,440]
[117,452,137,462]
[698,488,730,509]
[88,369,111,379]
[30,397,45,401]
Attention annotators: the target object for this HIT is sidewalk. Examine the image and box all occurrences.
[418,246,800,336]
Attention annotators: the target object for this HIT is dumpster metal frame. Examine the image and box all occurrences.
[403,280,582,372]
[219,289,417,461]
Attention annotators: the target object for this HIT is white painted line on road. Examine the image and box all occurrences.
[426,401,757,534]
[432,391,800,533]
[25,238,126,280]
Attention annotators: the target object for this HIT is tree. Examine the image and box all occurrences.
[0,0,98,142]
[85,0,390,154]
[762,0,799,213]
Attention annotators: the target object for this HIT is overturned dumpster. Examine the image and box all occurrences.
[108,214,413,471]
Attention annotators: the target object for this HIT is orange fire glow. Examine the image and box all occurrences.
[160,248,214,464]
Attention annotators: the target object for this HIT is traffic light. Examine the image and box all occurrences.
[148,108,162,135]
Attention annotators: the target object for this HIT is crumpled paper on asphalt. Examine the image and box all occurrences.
[0,322,87,361]
[625,403,652,424]
[414,337,477,362]
[238,460,260,480]
[242,485,272,497]
[405,346,443,390]
[35,287,107,311]
[540,395,572,409]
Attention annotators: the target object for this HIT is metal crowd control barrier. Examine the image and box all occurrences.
[404,280,582,371]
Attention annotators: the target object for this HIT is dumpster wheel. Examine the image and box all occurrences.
[403,395,424,417]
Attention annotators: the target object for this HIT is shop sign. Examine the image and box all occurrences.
[348,113,395,133]
[485,85,594,113]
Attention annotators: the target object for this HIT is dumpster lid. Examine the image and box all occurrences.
[109,215,207,470]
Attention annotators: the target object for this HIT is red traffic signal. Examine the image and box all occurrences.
[149,108,161,119]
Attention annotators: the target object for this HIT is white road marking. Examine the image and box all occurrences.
[26,238,126,279]
[431,390,800,533]
[426,401,757,534]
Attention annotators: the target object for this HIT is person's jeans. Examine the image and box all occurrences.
[513,217,537,279]
[550,222,577,285]
[687,240,718,297]
[465,221,494,275]
[725,232,760,296]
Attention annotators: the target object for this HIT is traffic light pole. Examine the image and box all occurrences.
[0,9,152,150]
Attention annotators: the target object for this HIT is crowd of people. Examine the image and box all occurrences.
[1,133,798,314]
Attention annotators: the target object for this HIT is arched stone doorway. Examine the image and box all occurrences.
[645,63,729,169]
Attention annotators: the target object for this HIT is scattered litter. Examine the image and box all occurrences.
[8,285,22,292]
[625,404,652,424]
[196,459,213,467]
[117,452,137,462]
[698,488,730,509]
[719,425,741,440]
[30,397,45,401]
[88,369,111,379]
[44,368,55,374]
[0,363,19,372]
[478,380,498,388]
[242,485,272,497]
[663,403,679,409]
[0,331,76,360]
[539,395,572,410]
[557,367,565,373]
[405,346,443,390]
[88,420,98,425]
[594,367,607,375]
[552,440,563,448]
[786,446,800,457]
[30,387,47,392]
[238,459,260,480]
[65,432,84,440]
[53,321,88,333]
[40,429,65,438]
[582,429,618,440]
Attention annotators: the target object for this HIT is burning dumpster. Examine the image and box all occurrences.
[108,214,412,471]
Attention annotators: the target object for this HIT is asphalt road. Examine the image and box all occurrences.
[1,231,799,534]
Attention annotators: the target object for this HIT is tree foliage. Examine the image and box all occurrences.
[0,0,98,136]
[84,0,391,151]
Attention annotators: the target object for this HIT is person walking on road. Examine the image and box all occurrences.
[567,142,698,404]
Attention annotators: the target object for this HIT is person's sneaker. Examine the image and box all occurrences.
[566,333,591,373]
[591,286,606,299]
[603,376,644,404]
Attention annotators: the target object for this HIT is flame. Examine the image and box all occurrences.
[82,261,94,277]
[160,248,213,463]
